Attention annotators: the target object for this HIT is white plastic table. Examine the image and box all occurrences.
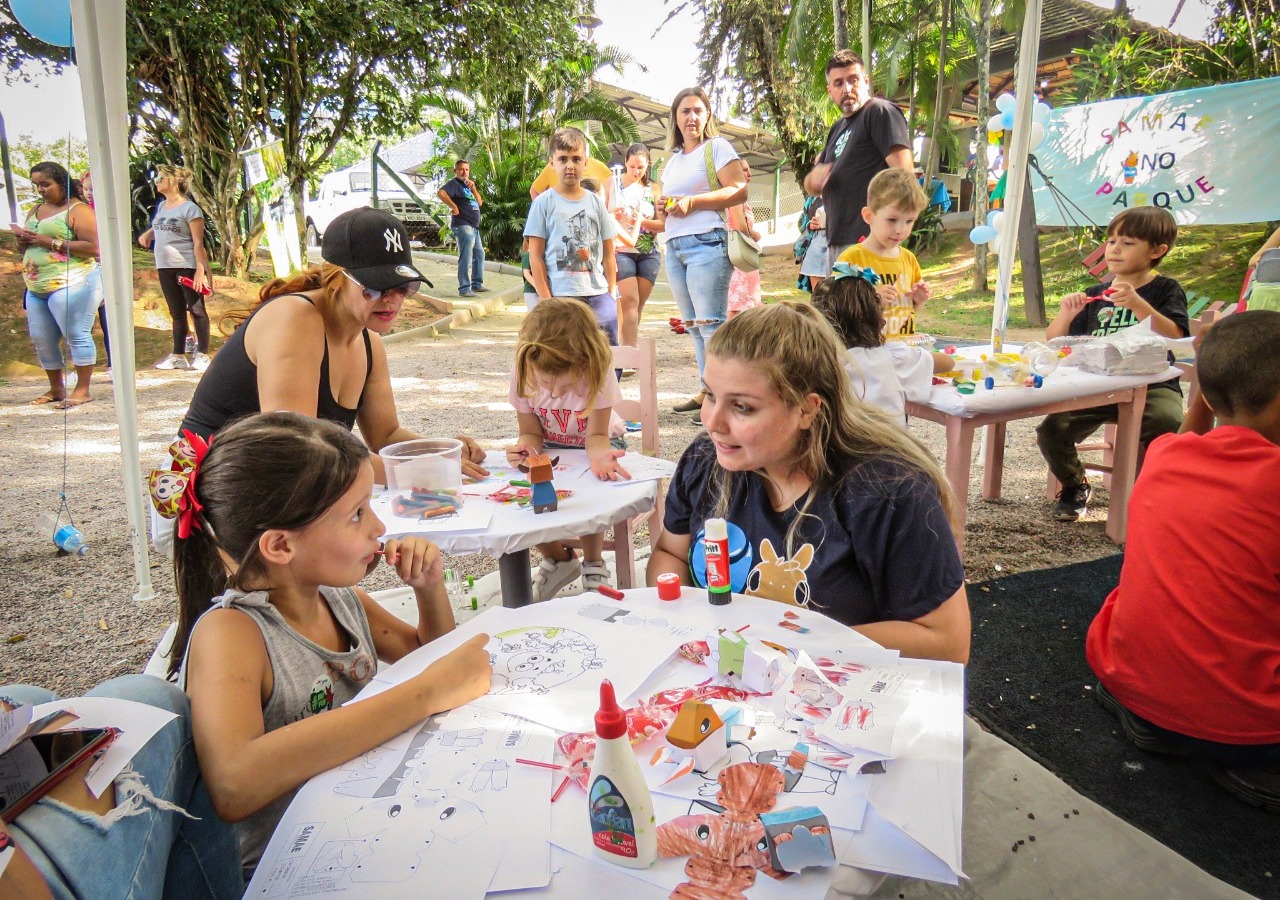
[379,451,658,607]
[907,349,1181,552]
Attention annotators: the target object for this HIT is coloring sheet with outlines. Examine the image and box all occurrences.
[246,707,554,899]
[361,598,705,734]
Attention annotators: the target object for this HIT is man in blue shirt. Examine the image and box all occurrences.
[437,160,488,296]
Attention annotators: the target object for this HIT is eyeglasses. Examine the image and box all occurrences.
[342,270,421,300]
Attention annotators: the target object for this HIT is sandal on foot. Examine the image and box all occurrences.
[30,394,63,406]
[55,397,94,410]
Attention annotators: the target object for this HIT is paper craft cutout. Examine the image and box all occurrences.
[758,806,836,872]
[520,453,559,513]
[656,761,791,898]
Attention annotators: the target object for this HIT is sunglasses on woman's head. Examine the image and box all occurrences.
[342,270,421,300]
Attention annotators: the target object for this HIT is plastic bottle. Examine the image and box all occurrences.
[36,513,89,555]
[703,517,732,605]
[588,679,656,868]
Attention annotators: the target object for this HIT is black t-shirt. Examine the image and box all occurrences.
[441,177,481,229]
[663,436,964,627]
[1072,274,1189,393]
[818,99,911,247]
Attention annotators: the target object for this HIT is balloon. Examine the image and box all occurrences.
[1033,102,1052,125]
[10,0,73,47]
[996,93,1017,114]
[1001,111,1015,130]
[969,225,997,245]
[987,113,1005,133]
[1028,122,1046,150]
[990,212,1006,234]
[988,131,1002,145]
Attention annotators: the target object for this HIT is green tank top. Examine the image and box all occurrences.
[22,202,97,294]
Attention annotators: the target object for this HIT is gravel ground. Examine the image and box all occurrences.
[0,283,1129,696]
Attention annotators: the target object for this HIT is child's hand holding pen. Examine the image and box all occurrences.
[505,443,539,467]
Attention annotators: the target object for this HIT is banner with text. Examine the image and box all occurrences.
[1032,77,1280,227]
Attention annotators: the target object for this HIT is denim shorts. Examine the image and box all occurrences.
[615,251,661,285]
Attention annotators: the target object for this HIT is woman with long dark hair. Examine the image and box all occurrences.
[13,161,101,408]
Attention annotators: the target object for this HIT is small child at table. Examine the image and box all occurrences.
[159,411,492,879]
[813,262,954,424]
[1037,206,1189,523]
[507,298,632,601]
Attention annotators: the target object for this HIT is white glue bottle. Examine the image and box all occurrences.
[587,679,656,868]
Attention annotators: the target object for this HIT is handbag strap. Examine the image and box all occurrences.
[703,142,729,226]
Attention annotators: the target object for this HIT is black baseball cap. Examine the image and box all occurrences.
[321,207,432,290]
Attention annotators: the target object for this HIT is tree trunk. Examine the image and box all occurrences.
[924,0,949,184]
[862,0,872,77]
[971,0,992,292]
[833,0,848,49]
[1018,167,1046,326]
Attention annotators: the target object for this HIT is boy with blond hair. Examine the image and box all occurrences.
[1037,206,1189,521]
[524,127,619,344]
[835,167,932,340]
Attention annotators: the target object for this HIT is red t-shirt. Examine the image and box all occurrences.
[1086,426,1280,744]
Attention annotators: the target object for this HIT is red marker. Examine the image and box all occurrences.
[595,584,625,600]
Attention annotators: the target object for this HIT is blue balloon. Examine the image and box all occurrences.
[987,211,1000,227]
[1001,111,1015,130]
[11,0,73,48]
[969,225,997,245]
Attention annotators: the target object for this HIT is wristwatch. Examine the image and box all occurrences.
[51,238,65,252]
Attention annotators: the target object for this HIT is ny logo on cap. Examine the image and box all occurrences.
[384,228,403,253]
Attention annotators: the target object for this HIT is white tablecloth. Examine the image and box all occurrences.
[926,345,1180,418]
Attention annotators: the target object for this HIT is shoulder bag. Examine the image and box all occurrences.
[703,141,761,272]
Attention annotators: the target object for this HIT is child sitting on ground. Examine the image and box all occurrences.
[1086,310,1280,814]
[813,262,954,424]
[525,127,619,344]
[835,167,932,340]
[508,298,632,600]
[1037,206,1189,522]
[159,411,492,879]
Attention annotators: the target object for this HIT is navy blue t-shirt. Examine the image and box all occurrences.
[441,177,481,229]
[663,436,964,627]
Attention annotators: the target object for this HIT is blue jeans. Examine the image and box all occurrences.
[454,223,485,292]
[2,676,243,900]
[664,230,732,375]
[26,269,103,369]
[576,292,619,346]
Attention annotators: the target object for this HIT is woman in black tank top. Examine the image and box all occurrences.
[177,208,488,481]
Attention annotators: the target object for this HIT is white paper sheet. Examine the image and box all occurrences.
[577,453,678,485]
[31,697,176,798]
[247,708,554,899]
[362,598,704,734]
[372,490,493,536]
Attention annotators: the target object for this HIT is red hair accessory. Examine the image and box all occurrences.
[148,430,211,539]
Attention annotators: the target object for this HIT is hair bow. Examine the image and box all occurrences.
[830,261,880,286]
[148,430,211,540]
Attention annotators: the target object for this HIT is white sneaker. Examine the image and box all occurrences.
[581,560,612,593]
[191,353,212,373]
[155,353,189,370]
[103,368,112,382]
[532,556,582,602]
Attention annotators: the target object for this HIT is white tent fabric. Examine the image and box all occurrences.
[990,0,1043,351]
[70,0,153,601]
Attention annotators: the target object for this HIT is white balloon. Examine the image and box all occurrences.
[1033,102,1051,125]
[990,211,1006,234]
[1028,122,1046,150]
[988,113,1005,133]
[996,93,1017,114]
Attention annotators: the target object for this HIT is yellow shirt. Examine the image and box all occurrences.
[836,243,924,339]
[529,158,615,197]
[22,202,97,295]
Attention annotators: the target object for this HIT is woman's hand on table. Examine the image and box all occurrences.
[455,434,490,479]
[414,633,493,714]
[381,536,444,591]
[588,447,631,481]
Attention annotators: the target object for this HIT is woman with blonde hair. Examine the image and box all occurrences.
[657,86,747,421]
[647,302,970,663]
[139,164,214,370]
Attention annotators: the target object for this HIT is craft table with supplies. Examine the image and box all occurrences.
[373,450,664,607]
[907,346,1181,552]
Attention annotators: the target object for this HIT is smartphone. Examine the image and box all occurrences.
[0,727,118,823]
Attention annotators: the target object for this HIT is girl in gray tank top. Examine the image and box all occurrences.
[153,411,492,881]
